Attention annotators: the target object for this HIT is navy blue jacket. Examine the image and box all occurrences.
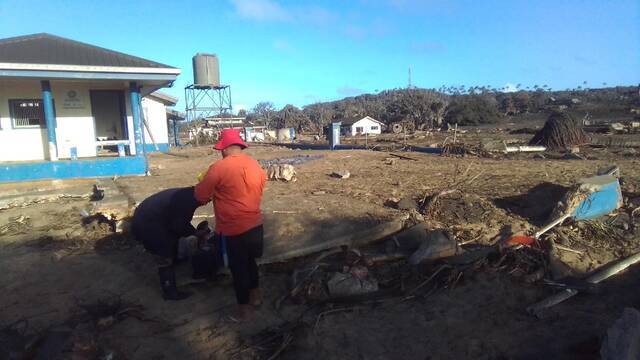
[133,187,201,239]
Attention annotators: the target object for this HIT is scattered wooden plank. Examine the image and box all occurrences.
[259,215,408,264]
[390,153,418,161]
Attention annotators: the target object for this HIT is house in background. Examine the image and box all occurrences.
[340,116,384,136]
[0,33,180,182]
[141,91,178,152]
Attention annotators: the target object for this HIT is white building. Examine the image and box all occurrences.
[340,116,384,136]
[0,33,180,182]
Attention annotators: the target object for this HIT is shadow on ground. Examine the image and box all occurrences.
[493,182,569,225]
[0,212,395,359]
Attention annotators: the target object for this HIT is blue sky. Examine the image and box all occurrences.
[1,0,638,112]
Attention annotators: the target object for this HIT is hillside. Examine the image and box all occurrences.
[249,86,640,132]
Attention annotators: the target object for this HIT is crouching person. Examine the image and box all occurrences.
[132,186,208,301]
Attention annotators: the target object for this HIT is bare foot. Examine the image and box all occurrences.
[226,304,255,323]
[249,288,263,307]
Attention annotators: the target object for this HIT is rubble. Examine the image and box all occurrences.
[0,215,31,236]
[267,164,297,182]
[408,230,460,265]
[528,251,640,318]
[327,268,379,297]
[259,154,324,167]
[4,137,640,359]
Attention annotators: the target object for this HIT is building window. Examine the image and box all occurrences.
[355,126,364,133]
[371,126,379,130]
[10,99,45,128]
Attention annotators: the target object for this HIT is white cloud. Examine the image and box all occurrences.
[502,83,519,93]
[229,0,335,25]
[230,0,290,21]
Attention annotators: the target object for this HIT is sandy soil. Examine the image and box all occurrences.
[1,129,640,359]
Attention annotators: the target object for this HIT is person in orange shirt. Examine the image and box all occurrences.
[195,128,267,321]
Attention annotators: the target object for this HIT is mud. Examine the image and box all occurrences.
[1,129,640,359]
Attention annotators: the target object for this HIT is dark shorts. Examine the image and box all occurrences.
[132,218,178,259]
[217,225,264,259]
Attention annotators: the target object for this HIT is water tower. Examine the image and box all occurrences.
[184,53,232,123]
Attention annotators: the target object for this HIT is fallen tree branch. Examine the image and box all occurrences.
[390,153,418,161]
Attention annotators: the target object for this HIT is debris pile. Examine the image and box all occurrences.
[0,215,31,236]
[267,164,297,182]
[16,295,151,359]
[529,111,589,149]
[441,143,493,158]
[259,154,324,167]
[327,266,379,297]
[421,190,505,227]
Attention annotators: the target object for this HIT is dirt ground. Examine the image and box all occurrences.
[1,128,640,359]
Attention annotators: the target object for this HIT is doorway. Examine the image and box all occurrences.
[90,90,127,141]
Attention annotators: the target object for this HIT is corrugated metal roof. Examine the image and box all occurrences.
[0,33,175,69]
[340,116,383,126]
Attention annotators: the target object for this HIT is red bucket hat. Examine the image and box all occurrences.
[214,128,248,150]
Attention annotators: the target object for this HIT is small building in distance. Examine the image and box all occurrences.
[340,116,384,136]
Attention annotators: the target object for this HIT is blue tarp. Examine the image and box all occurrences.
[572,175,622,220]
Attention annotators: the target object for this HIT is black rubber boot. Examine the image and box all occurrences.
[158,266,192,301]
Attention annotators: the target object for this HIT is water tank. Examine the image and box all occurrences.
[192,53,220,87]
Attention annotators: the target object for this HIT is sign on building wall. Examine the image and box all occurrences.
[62,90,85,109]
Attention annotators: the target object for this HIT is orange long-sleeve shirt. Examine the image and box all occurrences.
[195,153,266,236]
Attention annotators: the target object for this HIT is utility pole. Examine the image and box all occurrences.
[408,67,412,89]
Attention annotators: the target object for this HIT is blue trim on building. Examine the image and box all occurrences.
[143,143,169,153]
[0,157,146,183]
[0,70,177,81]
